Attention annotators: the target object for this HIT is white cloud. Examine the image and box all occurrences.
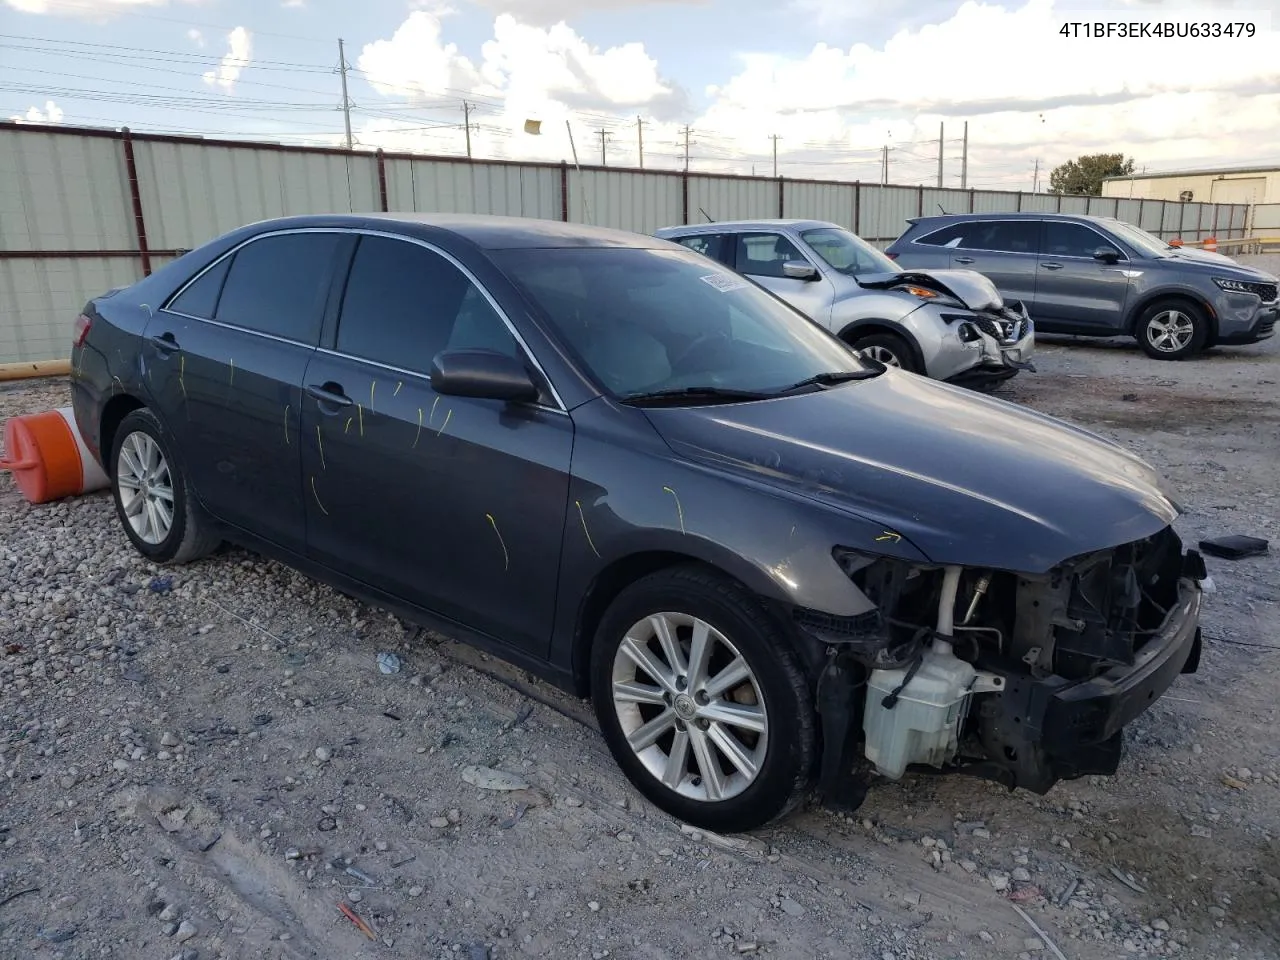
[202,26,252,92]
[3,0,166,15]
[282,0,305,7]
[353,0,1280,188]
[468,0,706,29]
[187,28,204,47]
[9,100,64,123]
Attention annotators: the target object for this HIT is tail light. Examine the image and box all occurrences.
[885,252,899,260]
[72,313,91,348]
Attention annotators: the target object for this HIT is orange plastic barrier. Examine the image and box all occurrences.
[1203,236,1218,252]
[0,407,110,504]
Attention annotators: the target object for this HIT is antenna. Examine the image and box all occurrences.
[699,207,714,222]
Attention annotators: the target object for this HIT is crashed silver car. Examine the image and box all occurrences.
[654,219,1035,387]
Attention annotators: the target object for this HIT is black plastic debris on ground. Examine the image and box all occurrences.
[1199,535,1269,560]
[148,575,175,594]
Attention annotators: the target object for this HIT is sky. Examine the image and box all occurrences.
[2,0,1280,190]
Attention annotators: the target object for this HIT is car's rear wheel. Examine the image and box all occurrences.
[849,332,919,373]
[110,408,220,564]
[1137,300,1209,360]
[590,565,815,832]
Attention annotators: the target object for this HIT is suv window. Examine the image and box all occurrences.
[337,235,519,373]
[168,256,231,319]
[734,233,809,278]
[956,220,1040,255]
[674,234,727,264]
[1043,221,1123,260]
[915,223,969,247]
[214,233,343,342]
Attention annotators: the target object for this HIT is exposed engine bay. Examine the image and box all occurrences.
[798,526,1206,808]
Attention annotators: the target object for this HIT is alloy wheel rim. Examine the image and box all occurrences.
[1146,310,1195,352]
[611,612,768,802]
[859,345,901,367]
[116,431,175,545]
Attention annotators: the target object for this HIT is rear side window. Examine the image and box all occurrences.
[957,221,1040,255]
[168,256,231,319]
[675,234,726,264]
[215,233,343,343]
[1043,221,1123,260]
[337,235,518,373]
[914,223,968,247]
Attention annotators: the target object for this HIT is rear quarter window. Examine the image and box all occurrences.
[167,256,231,319]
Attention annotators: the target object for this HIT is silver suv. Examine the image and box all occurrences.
[653,219,1035,387]
[887,213,1279,360]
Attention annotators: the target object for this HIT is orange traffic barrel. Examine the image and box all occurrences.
[1169,237,1183,247]
[0,407,110,504]
[1203,236,1218,252]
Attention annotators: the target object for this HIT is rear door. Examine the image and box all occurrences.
[1034,221,1132,332]
[947,219,1042,312]
[731,231,834,322]
[144,230,349,554]
[299,233,573,658]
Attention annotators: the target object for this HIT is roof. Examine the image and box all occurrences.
[1101,164,1280,182]
[654,219,840,234]
[906,211,1110,225]
[246,212,681,251]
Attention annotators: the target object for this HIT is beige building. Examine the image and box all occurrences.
[1102,165,1280,205]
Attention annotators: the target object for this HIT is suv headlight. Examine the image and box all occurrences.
[1214,277,1257,294]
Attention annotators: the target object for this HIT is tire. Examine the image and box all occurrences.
[109,407,220,564]
[1136,300,1209,360]
[849,332,920,373]
[590,565,815,832]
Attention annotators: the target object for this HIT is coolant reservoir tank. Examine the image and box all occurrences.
[863,640,1003,780]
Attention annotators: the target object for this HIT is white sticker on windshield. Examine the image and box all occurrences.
[699,273,751,293]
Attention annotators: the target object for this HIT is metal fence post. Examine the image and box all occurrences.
[376,149,388,212]
[853,181,861,234]
[119,127,152,277]
[560,162,569,221]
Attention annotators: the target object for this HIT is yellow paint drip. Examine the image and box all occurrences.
[413,408,423,449]
[394,381,403,397]
[575,500,601,558]
[316,424,326,470]
[357,403,364,436]
[663,486,686,535]
[284,405,290,445]
[436,409,452,437]
[311,476,329,516]
[486,513,510,572]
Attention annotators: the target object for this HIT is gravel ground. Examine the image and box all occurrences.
[2,333,1278,960]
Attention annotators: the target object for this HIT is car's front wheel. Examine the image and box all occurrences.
[110,408,220,564]
[591,566,815,832]
[1136,300,1209,360]
[849,332,919,373]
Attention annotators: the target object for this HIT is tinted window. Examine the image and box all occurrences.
[337,235,517,373]
[956,220,1040,255]
[735,233,809,278]
[915,223,969,247]
[494,247,871,397]
[215,233,342,342]
[168,256,231,319]
[675,234,723,262]
[1043,221,1121,259]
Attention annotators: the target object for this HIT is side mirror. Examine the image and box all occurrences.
[429,349,539,403]
[1093,246,1120,264]
[782,260,818,281]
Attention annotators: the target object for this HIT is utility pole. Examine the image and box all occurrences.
[1032,157,1040,193]
[636,116,644,169]
[960,121,968,189]
[462,100,473,159]
[595,127,610,165]
[880,145,891,185]
[681,125,693,172]
[936,121,944,188]
[337,38,353,150]
[769,134,781,177]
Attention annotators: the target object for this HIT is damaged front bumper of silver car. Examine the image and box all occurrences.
[944,302,1036,388]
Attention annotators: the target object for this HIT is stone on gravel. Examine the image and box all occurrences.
[174,920,197,943]
[461,765,528,791]
[779,898,805,917]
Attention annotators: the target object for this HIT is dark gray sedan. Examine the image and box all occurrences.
[887,212,1277,359]
[70,214,1206,831]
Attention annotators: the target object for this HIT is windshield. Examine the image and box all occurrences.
[801,227,899,276]
[495,246,874,399]
[1104,220,1173,258]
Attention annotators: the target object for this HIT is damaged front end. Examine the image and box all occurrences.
[797,526,1206,810]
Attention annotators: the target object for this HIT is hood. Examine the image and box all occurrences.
[1160,251,1278,281]
[857,269,1005,312]
[1166,246,1239,266]
[643,371,1180,574]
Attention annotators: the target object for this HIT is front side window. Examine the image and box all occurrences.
[801,227,898,276]
[1105,220,1174,258]
[734,233,810,278]
[1043,221,1123,260]
[674,234,725,264]
[215,233,344,343]
[495,246,873,398]
[336,235,519,373]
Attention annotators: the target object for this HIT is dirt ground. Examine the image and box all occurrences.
[2,332,1278,960]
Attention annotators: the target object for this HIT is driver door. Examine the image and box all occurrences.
[731,232,834,322]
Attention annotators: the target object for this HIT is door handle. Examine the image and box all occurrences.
[1041,262,1063,270]
[306,382,353,408]
[148,332,179,352]
[953,256,974,264]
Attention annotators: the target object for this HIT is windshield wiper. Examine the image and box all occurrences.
[620,386,774,406]
[775,369,880,395]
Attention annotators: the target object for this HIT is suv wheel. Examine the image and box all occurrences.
[591,566,815,832]
[850,332,919,373]
[1137,300,1208,360]
[110,408,220,564]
